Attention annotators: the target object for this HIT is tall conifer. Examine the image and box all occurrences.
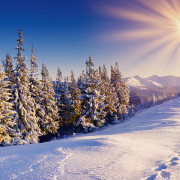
[40,64,60,135]
[77,57,106,132]
[0,66,17,145]
[111,62,129,119]
[69,71,81,131]
[29,46,46,134]
[12,28,41,144]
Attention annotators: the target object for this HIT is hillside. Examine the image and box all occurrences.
[1,98,180,179]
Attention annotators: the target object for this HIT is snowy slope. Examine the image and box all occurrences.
[124,75,162,89]
[1,98,180,179]
[134,75,162,88]
[125,77,145,89]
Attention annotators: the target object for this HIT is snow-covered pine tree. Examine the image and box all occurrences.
[68,71,82,132]
[29,45,46,134]
[54,67,62,101]
[29,45,39,90]
[2,53,15,86]
[0,66,17,146]
[57,76,72,134]
[100,65,117,123]
[77,70,86,92]
[77,57,106,132]
[40,63,60,136]
[110,65,121,119]
[157,94,163,104]
[152,94,157,105]
[111,62,129,119]
[98,66,103,77]
[11,27,41,144]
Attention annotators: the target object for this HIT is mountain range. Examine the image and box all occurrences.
[123,75,180,89]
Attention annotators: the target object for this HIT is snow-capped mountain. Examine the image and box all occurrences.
[124,75,180,89]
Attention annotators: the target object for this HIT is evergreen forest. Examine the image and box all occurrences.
[0,29,176,146]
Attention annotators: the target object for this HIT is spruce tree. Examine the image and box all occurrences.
[77,70,86,92]
[54,67,62,101]
[69,71,81,132]
[77,57,106,132]
[100,65,117,123]
[111,62,129,119]
[40,64,60,136]
[0,66,17,146]
[29,45,46,134]
[11,28,41,144]
[2,53,15,86]
[29,45,41,100]
[57,76,71,134]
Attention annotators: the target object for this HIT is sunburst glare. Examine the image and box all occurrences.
[98,0,180,76]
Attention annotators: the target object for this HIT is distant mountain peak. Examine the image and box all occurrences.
[123,75,180,89]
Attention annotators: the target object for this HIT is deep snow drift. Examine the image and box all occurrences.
[1,98,180,180]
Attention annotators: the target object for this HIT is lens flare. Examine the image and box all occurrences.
[175,21,180,36]
[98,0,180,76]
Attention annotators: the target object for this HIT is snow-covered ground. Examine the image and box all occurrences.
[1,98,180,180]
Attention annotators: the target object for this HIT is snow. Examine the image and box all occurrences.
[124,76,162,89]
[147,79,162,87]
[126,77,145,89]
[1,98,180,179]
[123,75,180,89]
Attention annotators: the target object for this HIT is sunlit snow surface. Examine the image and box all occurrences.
[1,98,180,180]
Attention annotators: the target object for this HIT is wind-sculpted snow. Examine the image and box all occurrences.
[1,98,180,179]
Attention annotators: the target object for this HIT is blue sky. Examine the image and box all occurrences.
[0,0,180,79]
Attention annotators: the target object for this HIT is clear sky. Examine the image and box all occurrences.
[0,0,180,80]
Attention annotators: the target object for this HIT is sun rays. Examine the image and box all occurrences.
[98,0,180,76]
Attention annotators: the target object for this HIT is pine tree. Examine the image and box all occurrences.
[29,45,46,134]
[40,64,60,136]
[77,70,86,92]
[100,65,117,123]
[0,66,17,146]
[152,94,157,104]
[77,57,106,132]
[69,71,81,132]
[2,53,15,86]
[57,76,71,134]
[110,65,120,119]
[29,45,41,101]
[111,63,129,119]
[54,67,62,101]
[11,28,41,144]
